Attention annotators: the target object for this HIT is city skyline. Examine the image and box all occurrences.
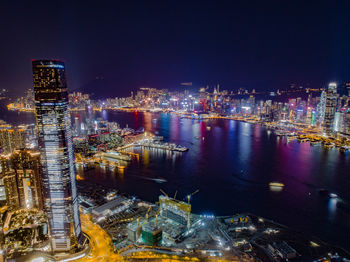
[0,60,349,260]
[1,1,350,261]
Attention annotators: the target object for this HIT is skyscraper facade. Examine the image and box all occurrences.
[317,90,327,124]
[32,60,83,251]
[323,83,338,135]
[0,149,43,209]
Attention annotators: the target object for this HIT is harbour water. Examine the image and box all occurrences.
[3,107,350,251]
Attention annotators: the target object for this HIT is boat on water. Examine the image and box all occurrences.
[153,177,167,183]
[319,189,338,198]
[269,182,284,188]
[310,140,320,146]
[175,145,189,152]
[323,142,335,149]
[133,175,167,183]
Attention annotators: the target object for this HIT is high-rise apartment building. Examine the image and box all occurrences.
[32,60,83,251]
[0,128,25,154]
[0,150,43,209]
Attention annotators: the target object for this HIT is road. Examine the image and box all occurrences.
[78,214,121,262]
[77,214,243,262]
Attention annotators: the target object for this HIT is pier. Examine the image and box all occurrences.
[118,140,189,152]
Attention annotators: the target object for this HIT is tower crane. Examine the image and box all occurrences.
[187,189,199,204]
[160,189,168,197]
[145,205,151,221]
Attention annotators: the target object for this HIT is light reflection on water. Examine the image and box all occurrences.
[4,108,350,251]
[328,198,338,221]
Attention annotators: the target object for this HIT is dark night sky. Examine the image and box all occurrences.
[1,1,350,97]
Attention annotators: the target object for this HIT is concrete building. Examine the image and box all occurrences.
[141,221,162,246]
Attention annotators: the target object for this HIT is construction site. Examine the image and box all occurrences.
[74,182,350,261]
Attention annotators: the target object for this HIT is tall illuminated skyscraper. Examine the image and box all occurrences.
[323,83,338,135]
[32,60,83,251]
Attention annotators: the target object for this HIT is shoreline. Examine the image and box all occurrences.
[76,180,350,261]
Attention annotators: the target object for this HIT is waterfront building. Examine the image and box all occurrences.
[32,60,83,251]
[323,83,338,135]
[0,150,43,209]
[0,128,25,154]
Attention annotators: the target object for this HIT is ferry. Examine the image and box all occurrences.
[269,182,284,188]
[175,145,189,152]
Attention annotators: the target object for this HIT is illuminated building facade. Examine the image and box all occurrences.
[0,150,43,209]
[0,128,25,154]
[323,83,338,135]
[32,60,83,251]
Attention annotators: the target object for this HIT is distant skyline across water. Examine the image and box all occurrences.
[2,104,350,251]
